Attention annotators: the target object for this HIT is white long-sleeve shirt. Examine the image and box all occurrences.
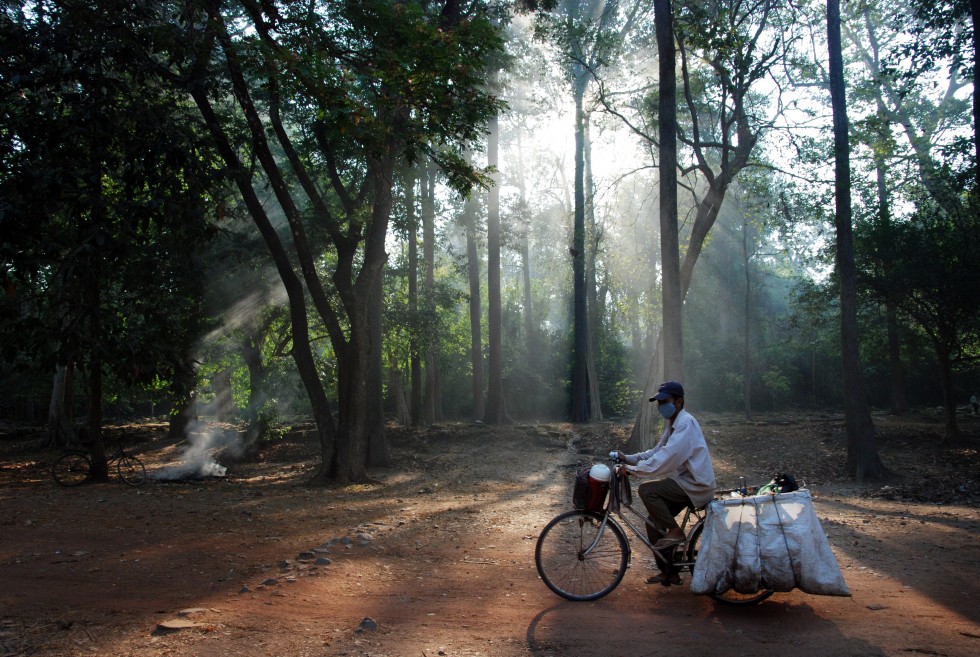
[625,409,716,508]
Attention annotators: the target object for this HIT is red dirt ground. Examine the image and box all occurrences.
[1,411,978,657]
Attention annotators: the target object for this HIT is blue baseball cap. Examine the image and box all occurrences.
[650,380,684,402]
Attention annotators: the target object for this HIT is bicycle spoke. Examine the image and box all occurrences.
[536,510,628,601]
[117,454,146,486]
[52,452,91,487]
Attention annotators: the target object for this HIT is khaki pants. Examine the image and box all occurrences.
[637,478,691,542]
[638,478,692,574]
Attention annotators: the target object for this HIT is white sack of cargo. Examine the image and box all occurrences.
[690,489,850,597]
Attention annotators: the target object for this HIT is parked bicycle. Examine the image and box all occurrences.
[52,435,146,487]
[535,453,773,605]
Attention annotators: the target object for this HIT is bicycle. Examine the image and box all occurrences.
[534,454,773,605]
[52,436,147,487]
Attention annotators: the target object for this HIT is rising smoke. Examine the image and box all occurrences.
[152,419,246,480]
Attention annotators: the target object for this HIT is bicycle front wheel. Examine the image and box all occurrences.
[52,452,92,487]
[685,521,774,605]
[535,510,629,601]
[116,454,146,486]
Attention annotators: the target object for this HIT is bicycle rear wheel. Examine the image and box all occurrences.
[535,510,629,601]
[52,452,92,487]
[116,454,146,486]
[685,521,774,605]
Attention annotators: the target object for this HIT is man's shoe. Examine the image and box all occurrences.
[646,571,682,586]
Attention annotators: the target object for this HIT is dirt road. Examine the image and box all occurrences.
[1,415,978,656]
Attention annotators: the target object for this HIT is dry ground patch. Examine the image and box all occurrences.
[1,411,978,657]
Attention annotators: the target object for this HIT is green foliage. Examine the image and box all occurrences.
[761,367,790,410]
[905,0,973,79]
[857,193,980,369]
[596,329,641,417]
[253,0,506,195]
[0,0,224,420]
[533,0,638,86]
[252,402,290,445]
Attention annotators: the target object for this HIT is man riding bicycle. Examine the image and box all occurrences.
[613,381,716,586]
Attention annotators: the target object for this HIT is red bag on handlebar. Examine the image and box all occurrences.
[572,465,609,512]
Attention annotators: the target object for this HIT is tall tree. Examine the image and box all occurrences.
[171,0,502,482]
[570,54,591,422]
[583,119,603,420]
[405,166,424,425]
[512,129,538,385]
[537,0,647,422]
[535,0,645,422]
[827,0,887,481]
[655,0,682,385]
[846,4,910,414]
[739,208,755,421]
[615,0,787,450]
[973,0,979,188]
[421,161,443,424]
[463,186,486,421]
[484,107,509,423]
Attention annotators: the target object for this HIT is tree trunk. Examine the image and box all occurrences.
[630,298,643,380]
[626,228,665,453]
[656,0,683,382]
[828,0,887,481]
[465,187,485,421]
[741,217,753,421]
[240,315,272,455]
[886,305,907,414]
[627,0,681,450]
[85,274,108,482]
[484,106,508,423]
[366,263,389,467]
[211,367,235,420]
[242,325,267,414]
[335,154,396,483]
[571,69,590,423]
[873,145,908,415]
[406,166,423,425]
[45,363,75,448]
[584,118,603,421]
[627,120,736,447]
[389,360,411,426]
[86,353,109,481]
[972,0,980,189]
[191,88,337,481]
[168,356,197,442]
[628,332,664,452]
[522,231,534,358]
[421,161,441,423]
[934,339,962,441]
[515,129,536,412]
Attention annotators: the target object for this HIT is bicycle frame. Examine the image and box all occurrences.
[582,463,705,571]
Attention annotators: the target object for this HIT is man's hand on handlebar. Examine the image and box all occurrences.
[609,451,632,475]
